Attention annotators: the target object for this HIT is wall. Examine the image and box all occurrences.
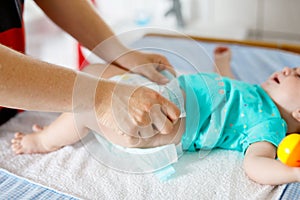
[23,0,300,68]
[260,0,300,43]
[96,0,300,43]
[191,0,300,43]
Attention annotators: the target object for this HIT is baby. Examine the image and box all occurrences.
[11,46,300,185]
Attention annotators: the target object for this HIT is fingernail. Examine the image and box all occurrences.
[161,78,169,84]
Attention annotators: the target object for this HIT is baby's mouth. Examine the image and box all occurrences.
[272,74,280,84]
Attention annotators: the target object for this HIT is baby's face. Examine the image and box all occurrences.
[261,67,300,111]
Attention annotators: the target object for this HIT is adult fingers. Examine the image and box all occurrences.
[137,124,158,139]
[143,66,170,84]
[149,104,174,134]
[155,54,176,76]
[130,110,154,138]
[164,66,176,77]
[160,97,181,124]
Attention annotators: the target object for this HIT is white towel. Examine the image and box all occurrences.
[0,111,285,200]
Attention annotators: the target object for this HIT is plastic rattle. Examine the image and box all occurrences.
[277,134,300,167]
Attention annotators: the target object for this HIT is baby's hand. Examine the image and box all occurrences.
[214,46,232,63]
[213,46,234,79]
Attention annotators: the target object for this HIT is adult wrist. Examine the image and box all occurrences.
[92,37,130,66]
[72,71,101,113]
[72,71,118,132]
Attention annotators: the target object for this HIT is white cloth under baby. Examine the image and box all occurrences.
[90,70,185,173]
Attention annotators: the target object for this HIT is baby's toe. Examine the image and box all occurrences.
[11,138,18,144]
[11,133,25,154]
[11,133,22,144]
[14,132,24,138]
[11,143,21,153]
[32,124,43,132]
[14,148,23,154]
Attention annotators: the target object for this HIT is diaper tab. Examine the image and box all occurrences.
[155,142,183,181]
[155,165,176,182]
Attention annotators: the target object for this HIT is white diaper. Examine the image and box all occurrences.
[91,70,184,175]
[109,70,186,118]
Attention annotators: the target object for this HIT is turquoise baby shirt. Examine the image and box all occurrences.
[178,73,287,153]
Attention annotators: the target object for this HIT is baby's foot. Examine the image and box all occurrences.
[213,46,234,78]
[11,125,60,154]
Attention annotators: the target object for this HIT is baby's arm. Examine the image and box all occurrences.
[213,46,235,79]
[244,141,300,185]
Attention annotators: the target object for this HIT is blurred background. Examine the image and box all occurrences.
[24,0,300,70]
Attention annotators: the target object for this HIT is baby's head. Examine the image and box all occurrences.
[261,67,300,133]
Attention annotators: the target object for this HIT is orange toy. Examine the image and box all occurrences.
[277,134,300,167]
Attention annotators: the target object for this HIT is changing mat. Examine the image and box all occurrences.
[0,112,285,199]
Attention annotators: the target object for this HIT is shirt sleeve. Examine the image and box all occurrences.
[242,118,287,153]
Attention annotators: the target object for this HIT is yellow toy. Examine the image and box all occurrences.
[277,134,300,167]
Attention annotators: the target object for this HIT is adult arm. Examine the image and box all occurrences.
[0,44,180,136]
[244,141,300,185]
[34,0,174,83]
[0,44,76,112]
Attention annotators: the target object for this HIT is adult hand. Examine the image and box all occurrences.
[100,117,185,148]
[94,81,181,139]
[114,50,176,84]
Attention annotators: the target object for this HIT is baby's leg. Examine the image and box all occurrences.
[213,46,235,79]
[11,113,87,154]
[11,64,128,154]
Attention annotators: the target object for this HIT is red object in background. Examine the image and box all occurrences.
[77,0,95,70]
[77,43,89,70]
[0,28,25,53]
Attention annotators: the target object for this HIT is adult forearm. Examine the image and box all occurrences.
[0,44,77,112]
[34,0,129,63]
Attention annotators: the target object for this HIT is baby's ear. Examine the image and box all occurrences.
[292,108,300,122]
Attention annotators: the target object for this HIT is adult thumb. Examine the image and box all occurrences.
[144,67,170,85]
